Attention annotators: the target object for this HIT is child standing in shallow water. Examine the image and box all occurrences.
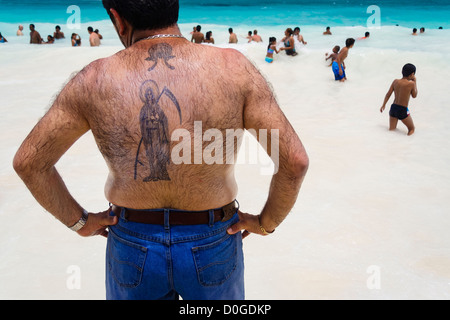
[265,37,279,63]
[380,63,418,136]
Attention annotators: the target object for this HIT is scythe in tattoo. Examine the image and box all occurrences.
[134,80,182,182]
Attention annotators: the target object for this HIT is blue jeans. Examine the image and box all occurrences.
[106,207,244,300]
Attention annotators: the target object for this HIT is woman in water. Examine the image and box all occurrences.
[265,37,279,63]
[204,31,215,44]
[71,33,81,47]
[280,28,297,56]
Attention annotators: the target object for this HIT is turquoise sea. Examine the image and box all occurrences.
[0,0,449,28]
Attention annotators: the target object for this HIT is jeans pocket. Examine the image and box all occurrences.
[107,230,148,288]
[192,233,237,287]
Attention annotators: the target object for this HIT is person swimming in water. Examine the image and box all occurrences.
[280,28,297,56]
[265,37,279,63]
[380,63,418,136]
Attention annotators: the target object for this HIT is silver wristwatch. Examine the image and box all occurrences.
[69,209,89,232]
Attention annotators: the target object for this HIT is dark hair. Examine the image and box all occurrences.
[402,63,416,77]
[87,26,94,32]
[365,31,370,37]
[294,27,300,32]
[196,25,201,32]
[56,25,61,30]
[286,28,293,35]
[206,31,212,40]
[268,37,276,50]
[229,28,233,33]
[413,28,417,32]
[102,0,179,31]
[346,38,355,47]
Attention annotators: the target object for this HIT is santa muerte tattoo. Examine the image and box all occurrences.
[134,43,182,182]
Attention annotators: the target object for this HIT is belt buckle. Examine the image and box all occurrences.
[221,201,237,222]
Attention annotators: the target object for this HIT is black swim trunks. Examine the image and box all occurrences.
[389,104,410,120]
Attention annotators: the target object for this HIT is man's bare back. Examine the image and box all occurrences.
[391,78,417,107]
[80,39,248,210]
[380,64,418,135]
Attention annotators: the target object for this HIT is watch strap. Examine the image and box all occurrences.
[69,209,89,232]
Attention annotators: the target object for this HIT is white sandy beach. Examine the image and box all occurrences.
[1,23,450,300]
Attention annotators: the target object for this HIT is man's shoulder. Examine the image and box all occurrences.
[205,45,249,66]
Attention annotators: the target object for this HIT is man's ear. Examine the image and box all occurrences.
[109,8,127,36]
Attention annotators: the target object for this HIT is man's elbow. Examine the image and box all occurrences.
[13,151,28,178]
[12,149,35,180]
[285,152,309,180]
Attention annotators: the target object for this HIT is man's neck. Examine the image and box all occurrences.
[131,25,182,46]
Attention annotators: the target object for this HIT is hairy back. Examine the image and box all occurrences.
[77,40,251,209]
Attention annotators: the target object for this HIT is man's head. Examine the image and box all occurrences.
[102,0,179,31]
[29,24,35,31]
[196,25,201,32]
[346,38,355,48]
[402,63,416,78]
[87,26,94,33]
[229,28,233,34]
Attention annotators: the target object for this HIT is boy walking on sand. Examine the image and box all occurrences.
[380,63,418,136]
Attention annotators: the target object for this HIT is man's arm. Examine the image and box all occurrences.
[380,80,395,113]
[410,76,418,98]
[13,68,117,237]
[228,57,309,237]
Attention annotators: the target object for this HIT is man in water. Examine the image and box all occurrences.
[358,31,370,40]
[293,27,307,45]
[332,38,355,82]
[252,30,262,42]
[191,25,204,44]
[380,63,418,136]
[54,25,65,39]
[17,25,24,36]
[13,0,309,300]
[29,24,42,44]
[88,26,101,46]
[228,27,238,44]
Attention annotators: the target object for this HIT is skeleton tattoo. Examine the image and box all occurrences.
[135,43,182,182]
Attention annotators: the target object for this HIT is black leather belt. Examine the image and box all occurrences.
[111,200,238,225]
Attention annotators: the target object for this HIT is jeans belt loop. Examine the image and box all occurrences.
[122,208,129,222]
[208,209,215,227]
[164,209,170,230]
